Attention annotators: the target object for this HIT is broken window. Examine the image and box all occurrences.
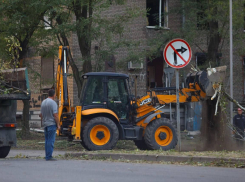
[195,52,206,68]
[146,0,168,27]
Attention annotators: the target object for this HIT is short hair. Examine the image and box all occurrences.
[48,89,55,97]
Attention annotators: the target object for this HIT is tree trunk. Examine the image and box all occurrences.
[207,7,221,66]
[19,47,30,138]
[55,0,93,97]
[68,51,83,97]
[201,99,233,150]
[73,0,93,74]
[21,100,30,138]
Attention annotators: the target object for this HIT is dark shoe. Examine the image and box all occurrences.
[46,157,57,161]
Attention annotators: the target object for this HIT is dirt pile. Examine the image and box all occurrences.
[200,99,242,151]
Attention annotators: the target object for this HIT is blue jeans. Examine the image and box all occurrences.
[44,125,57,160]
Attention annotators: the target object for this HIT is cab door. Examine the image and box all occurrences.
[107,77,129,119]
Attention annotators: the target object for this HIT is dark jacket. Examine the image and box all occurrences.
[233,114,245,132]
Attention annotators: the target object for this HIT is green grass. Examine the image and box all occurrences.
[13,130,245,159]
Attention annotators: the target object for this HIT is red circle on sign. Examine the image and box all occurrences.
[163,39,192,68]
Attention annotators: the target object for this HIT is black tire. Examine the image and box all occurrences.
[0,146,11,158]
[134,138,149,150]
[170,119,177,129]
[82,117,119,151]
[144,118,178,150]
[80,138,90,150]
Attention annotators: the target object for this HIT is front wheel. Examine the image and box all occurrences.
[144,118,178,150]
[82,117,119,151]
[0,146,11,158]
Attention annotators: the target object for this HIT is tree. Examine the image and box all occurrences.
[0,37,21,82]
[146,0,245,68]
[0,0,144,135]
[0,0,58,137]
[140,0,245,150]
[45,0,144,95]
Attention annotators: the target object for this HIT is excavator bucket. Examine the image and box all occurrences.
[186,66,227,97]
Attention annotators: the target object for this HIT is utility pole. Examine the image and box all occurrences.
[229,0,233,124]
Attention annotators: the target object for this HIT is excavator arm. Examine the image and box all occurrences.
[145,65,227,105]
[135,66,227,128]
[56,46,72,134]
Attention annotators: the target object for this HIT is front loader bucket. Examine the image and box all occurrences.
[205,66,227,96]
[186,66,227,97]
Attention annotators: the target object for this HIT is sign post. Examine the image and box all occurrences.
[163,39,192,152]
[175,69,180,152]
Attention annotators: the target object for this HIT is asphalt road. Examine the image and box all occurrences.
[0,159,244,182]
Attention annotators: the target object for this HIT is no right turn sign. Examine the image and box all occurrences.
[164,39,192,68]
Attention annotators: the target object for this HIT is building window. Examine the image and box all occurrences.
[44,16,51,30]
[146,0,168,28]
[195,52,206,69]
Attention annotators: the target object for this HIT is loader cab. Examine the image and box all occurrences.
[80,72,130,120]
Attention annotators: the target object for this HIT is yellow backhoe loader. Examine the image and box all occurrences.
[56,46,226,150]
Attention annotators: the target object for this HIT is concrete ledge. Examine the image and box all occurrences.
[29,120,41,128]
[66,152,245,164]
[30,115,41,120]
[16,111,41,115]
[9,149,245,165]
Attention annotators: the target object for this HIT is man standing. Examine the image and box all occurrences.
[40,89,60,161]
[233,108,245,140]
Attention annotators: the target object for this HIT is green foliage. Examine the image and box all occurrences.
[0,37,22,94]
[0,0,60,58]
[147,0,245,69]
[38,0,145,71]
[0,36,22,70]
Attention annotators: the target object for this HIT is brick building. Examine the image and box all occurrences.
[18,0,245,119]
[68,0,244,107]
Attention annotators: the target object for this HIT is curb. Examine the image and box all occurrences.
[65,152,245,164]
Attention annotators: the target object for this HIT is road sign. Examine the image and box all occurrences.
[164,39,192,68]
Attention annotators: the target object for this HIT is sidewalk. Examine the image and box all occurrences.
[8,149,67,158]
[8,149,245,165]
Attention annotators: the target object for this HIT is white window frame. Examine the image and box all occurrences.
[44,16,51,30]
[146,0,169,29]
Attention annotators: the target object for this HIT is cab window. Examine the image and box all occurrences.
[83,76,104,105]
[107,77,129,119]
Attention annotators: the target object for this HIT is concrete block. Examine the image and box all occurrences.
[30,115,41,120]
[33,111,41,115]
[29,120,41,128]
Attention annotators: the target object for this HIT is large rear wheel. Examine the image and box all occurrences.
[144,118,178,150]
[82,117,119,151]
[0,146,11,158]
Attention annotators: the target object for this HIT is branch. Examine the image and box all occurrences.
[221,90,245,111]
[0,81,29,94]
[56,35,63,46]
